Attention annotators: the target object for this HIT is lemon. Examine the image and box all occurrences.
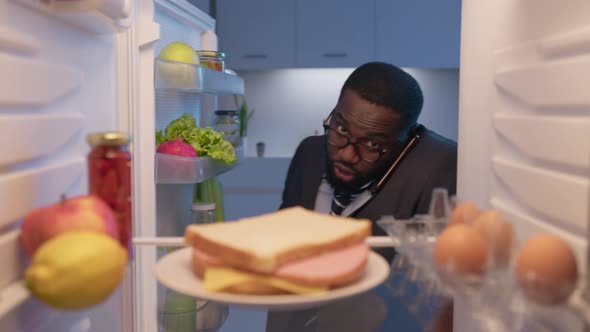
[25,231,128,310]
[159,42,197,64]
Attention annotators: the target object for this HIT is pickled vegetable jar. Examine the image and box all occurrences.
[87,132,132,253]
[195,50,225,72]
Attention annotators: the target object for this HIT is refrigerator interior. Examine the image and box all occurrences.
[134,0,248,331]
[0,0,246,329]
[2,0,589,331]
[0,0,135,329]
[457,0,590,330]
[152,2,213,331]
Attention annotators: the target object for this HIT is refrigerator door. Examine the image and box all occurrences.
[458,0,590,330]
[132,1,225,331]
[0,0,135,330]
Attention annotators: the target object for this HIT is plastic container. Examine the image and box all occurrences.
[191,203,216,224]
[155,153,236,184]
[212,110,241,148]
[196,51,225,72]
[154,58,244,94]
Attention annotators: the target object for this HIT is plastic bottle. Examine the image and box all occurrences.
[191,202,216,224]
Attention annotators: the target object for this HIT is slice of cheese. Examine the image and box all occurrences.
[204,267,328,295]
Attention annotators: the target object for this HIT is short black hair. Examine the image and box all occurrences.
[340,62,423,133]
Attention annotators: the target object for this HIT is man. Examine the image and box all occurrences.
[281,61,457,233]
[267,62,457,332]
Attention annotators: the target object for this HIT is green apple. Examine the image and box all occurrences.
[159,42,197,64]
[157,42,198,88]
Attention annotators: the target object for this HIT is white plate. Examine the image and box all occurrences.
[155,247,390,311]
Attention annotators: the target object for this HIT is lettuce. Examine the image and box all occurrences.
[155,113,237,164]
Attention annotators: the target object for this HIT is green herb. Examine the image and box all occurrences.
[155,113,237,164]
[234,96,254,137]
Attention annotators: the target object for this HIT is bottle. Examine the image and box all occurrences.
[191,202,216,224]
[212,110,241,147]
[87,132,132,254]
[195,50,225,72]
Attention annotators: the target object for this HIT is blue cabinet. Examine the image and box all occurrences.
[295,0,375,68]
[217,0,462,69]
[217,0,296,70]
[375,0,462,68]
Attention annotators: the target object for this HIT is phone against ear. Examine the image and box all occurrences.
[370,124,423,194]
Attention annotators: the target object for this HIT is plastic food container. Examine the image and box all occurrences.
[155,153,235,184]
[195,50,225,72]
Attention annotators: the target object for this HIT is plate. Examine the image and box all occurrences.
[155,247,390,311]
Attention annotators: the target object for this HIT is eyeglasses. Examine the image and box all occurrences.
[323,123,394,163]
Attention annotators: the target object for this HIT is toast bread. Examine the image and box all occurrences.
[191,246,367,289]
[185,207,371,274]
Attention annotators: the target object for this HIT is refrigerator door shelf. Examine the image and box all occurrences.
[0,281,29,319]
[155,58,245,95]
[155,153,237,184]
[11,0,133,34]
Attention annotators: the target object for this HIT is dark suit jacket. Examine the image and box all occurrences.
[280,126,457,236]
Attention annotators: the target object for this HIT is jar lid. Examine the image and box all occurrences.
[195,50,226,58]
[214,110,239,116]
[87,132,131,146]
[192,202,216,211]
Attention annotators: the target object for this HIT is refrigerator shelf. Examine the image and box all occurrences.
[13,0,132,34]
[154,59,244,95]
[132,236,397,247]
[155,153,237,184]
[0,281,29,319]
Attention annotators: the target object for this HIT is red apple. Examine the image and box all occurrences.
[20,195,119,257]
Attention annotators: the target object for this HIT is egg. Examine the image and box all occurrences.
[472,210,515,268]
[448,201,483,226]
[515,233,578,306]
[434,224,488,276]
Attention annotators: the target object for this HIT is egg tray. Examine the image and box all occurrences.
[377,215,585,331]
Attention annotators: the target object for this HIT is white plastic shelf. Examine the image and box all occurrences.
[155,153,237,184]
[154,59,245,95]
[13,0,132,34]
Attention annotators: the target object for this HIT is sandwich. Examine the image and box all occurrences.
[184,206,372,295]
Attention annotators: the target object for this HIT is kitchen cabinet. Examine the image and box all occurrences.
[217,0,296,70]
[187,0,210,15]
[216,1,461,70]
[375,0,462,68]
[295,0,375,68]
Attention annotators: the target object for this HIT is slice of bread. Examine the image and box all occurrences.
[190,252,286,295]
[191,244,368,289]
[185,206,371,274]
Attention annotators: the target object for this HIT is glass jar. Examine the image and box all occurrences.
[87,132,132,254]
[191,202,216,224]
[212,110,240,147]
[195,50,225,72]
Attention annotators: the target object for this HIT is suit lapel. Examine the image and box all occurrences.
[300,137,327,210]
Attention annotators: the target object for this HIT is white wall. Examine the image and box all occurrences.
[220,68,459,157]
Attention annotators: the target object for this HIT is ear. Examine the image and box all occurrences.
[399,123,421,140]
[324,109,335,126]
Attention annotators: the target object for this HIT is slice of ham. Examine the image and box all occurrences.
[193,243,369,286]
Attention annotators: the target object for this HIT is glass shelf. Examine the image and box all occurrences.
[155,153,237,184]
[155,59,244,95]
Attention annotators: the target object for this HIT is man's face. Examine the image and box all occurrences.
[325,89,403,192]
